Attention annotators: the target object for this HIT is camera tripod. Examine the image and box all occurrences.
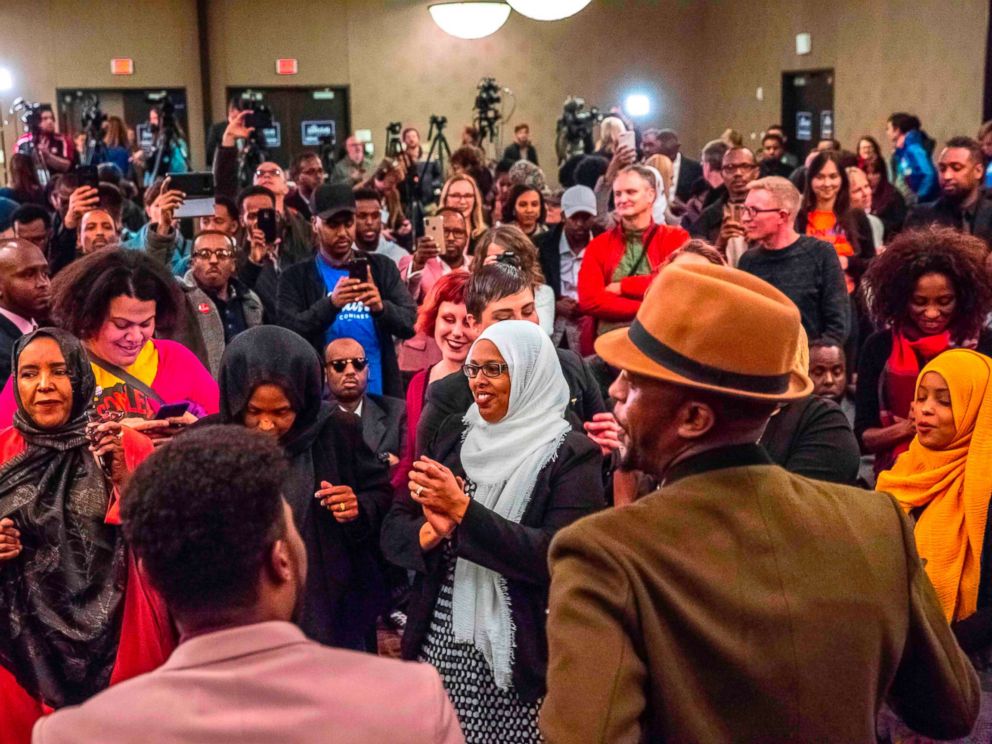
[148,122,177,183]
[238,130,269,189]
[83,126,108,167]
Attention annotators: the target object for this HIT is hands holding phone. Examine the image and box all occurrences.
[152,177,186,236]
[64,186,101,230]
[331,266,382,312]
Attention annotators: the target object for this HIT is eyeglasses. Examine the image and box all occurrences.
[301,167,325,176]
[255,168,283,178]
[721,163,758,174]
[462,361,509,379]
[739,206,784,218]
[446,192,474,201]
[327,357,368,373]
[192,248,236,260]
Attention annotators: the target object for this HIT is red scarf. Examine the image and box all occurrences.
[877,329,952,471]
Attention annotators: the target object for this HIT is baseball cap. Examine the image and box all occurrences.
[561,185,597,218]
[312,183,356,221]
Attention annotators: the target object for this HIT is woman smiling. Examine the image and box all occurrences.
[381,320,605,741]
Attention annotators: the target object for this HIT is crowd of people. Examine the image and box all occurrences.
[0,97,991,743]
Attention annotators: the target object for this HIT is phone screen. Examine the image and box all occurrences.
[348,257,369,281]
[618,131,636,152]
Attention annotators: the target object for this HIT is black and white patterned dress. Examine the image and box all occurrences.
[420,542,543,743]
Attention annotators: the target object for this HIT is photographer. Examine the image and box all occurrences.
[214,110,314,265]
[13,104,75,175]
[276,183,416,398]
[502,123,539,166]
[134,105,190,187]
[331,135,375,187]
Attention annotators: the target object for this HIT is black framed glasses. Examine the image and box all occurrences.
[462,362,509,379]
[721,163,759,174]
[327,357,368,373]
[255,167,283,178]
[739,206,784,219]
[192,248,236,261]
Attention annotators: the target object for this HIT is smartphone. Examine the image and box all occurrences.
[75,164,99,190]
[618,130,636,152]
[256,208,278,244]
[153,402,191,420]
[347,256,370,282]
[168,172,215,218]
[729,203,744,223]
[423,215,445,253]
[245,107,273,130]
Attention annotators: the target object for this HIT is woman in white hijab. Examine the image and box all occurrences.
[381,320,605,743]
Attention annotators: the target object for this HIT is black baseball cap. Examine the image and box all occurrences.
[312,183,356,221]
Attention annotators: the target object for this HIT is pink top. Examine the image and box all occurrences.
[0,338,219,428]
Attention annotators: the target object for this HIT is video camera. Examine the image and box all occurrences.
[473,78,502,143]
[556,95,602,162]
[237,94,273,131]
[80,93,106,136]
[10,98,46,134]
[145,91,177,133]
[386,121,403,159]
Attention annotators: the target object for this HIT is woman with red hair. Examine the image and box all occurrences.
[392,272,477,489]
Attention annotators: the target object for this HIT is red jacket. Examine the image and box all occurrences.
[577,222,689,323]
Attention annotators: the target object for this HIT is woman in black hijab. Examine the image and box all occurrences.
[0,329,173,742]
[216,326,392,650]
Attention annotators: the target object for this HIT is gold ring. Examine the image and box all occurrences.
[338,503,346,513]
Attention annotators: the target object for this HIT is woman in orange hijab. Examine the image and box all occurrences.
[876,348,992,741]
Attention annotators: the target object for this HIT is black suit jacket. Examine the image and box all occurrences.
[675,156,703,202]
[0,314,23,390]
[535,224,565,299]
[415,346,606,455]
[360,393,406,462]
[276,253,417,398]
[906,194,992,246]
[502,143,539,166]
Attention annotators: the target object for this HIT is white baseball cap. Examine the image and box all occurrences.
[561,185,597,218]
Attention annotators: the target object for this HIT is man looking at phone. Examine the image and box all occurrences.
[353,188,407,265]
[689,147,760,264]
[277,183,416,398]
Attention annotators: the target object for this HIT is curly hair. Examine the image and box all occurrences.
[122,426,290,615]
[50,249,183,339]
[862,226,992,340]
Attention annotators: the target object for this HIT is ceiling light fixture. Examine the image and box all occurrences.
[506,0,592,21]
[429,1,512,40]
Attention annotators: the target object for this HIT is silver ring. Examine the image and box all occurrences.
[415,486,424,497]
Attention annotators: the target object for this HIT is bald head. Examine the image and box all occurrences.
[324,337,369,406]
[253,160,288,198]
[0,239,51,320]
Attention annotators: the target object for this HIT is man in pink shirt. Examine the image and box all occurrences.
[33,426,464,744]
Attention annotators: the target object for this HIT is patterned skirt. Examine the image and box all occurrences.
[419,548,542,743]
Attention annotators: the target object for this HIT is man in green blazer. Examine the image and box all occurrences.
[540,263,979,743]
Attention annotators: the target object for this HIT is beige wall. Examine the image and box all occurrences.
[692,0,988,157]
[0,0,987,177]
[0,0,205,169]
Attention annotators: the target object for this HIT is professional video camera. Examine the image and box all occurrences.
[79,93,107,166]
[10,98,45,134]
[555,95,602,163]
[237,95,273,132]
[385,121,403,159]
[233,91,273,188]
[473,77,502,144]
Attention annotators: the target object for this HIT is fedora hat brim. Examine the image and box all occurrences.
[596,325,814,403]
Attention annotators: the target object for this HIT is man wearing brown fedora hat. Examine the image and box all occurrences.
[540,263,978,743]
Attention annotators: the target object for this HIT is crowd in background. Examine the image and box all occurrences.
[0,95,991,743]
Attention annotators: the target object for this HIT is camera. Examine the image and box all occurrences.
[80,94,106,136]
[556,95,602,163]
[238,96,273,131]
[145,91,177,134]
[386,121,403,159]
[10,98,45,133]
[473,77,503,144]
[429,115,447,130]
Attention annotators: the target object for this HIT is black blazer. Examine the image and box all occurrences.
[502,143,539,166]
[535,224,565,299]
[415,346,607,455]
[906,193,992,246]
[275,253,417,398]
[760,395,860,485]
[380,429,606,702]
[0,314,23,390]
[675,156,703,202]
[361,393,406,462]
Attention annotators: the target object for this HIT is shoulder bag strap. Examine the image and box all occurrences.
[88,352,166,405]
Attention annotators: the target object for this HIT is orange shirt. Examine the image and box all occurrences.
[807,210,854,292]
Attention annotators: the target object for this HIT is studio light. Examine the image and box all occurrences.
[0,68,13,92]
[506,0,592,21]
[429,1,512,39]
[624,93,651,118]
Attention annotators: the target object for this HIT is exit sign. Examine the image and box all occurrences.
[111,58,134,75]
[276,58,298,75]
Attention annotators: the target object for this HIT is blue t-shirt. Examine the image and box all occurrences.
[315,257,383,395]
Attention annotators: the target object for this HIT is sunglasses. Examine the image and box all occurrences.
[327,357,368,373]
[192,248,236,260]
[462,361,509,379]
